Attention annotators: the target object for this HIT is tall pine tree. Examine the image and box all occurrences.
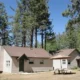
[0,2,8,45]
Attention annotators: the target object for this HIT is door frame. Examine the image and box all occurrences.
[19,57,24,72]
[19,54,28,72]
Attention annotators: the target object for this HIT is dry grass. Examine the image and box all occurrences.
[0,70,80,80]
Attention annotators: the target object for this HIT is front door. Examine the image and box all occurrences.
[19,58,24,71]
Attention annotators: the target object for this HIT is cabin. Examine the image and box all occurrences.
[51,49,80,70]
[0,46,53,73]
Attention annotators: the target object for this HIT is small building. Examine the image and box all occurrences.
[0,46,53,73]
[51,54,70,70]
[51,49,80,69]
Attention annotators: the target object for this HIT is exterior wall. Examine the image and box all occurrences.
[53,60,61,69]
[68,50,80,69]
[24,58,53,72]
[53,59,68,70]
[12,57,19,73]
[0,46,4,71]
[3,49,12,73]
[11,57,53,73]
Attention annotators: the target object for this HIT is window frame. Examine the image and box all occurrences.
[62,59,66,64]
[29,59,34,64]
[40,60,44,64]
[6,60,10,67]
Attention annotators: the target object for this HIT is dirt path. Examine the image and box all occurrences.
[0,70,80,80]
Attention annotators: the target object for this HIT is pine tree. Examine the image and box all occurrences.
[62,0,80,49]
[34,0,51,48]
[66,20,77,48]
[13,0,36,47]
[0,2,8,45]
[13,0,52,48]
[46,26,56,51]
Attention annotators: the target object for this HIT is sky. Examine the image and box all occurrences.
[48,0,70,34]
[1,0,70,35]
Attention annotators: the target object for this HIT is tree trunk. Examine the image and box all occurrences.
[22,38,24,47]
[35,27,37,48]
[30,28,34,48]
[2,33,5,45]
[22,31,26,47]
[44,29,46,50]
[2,29,6,45]
[41,29,44,48]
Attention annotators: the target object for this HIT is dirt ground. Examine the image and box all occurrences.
[0,70,80,80]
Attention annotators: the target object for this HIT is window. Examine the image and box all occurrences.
[6,60,10,67]
[62,59,66,64]
[29,60,34,64]
[68,60,71,65]
[40,60,44,64]
[29,62,34,64]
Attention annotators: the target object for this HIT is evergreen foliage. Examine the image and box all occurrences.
[0,2,9,45]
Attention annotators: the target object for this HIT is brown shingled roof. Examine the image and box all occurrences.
[3,46,50,58]
[50,54,70,59]
[54,49,76,56]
